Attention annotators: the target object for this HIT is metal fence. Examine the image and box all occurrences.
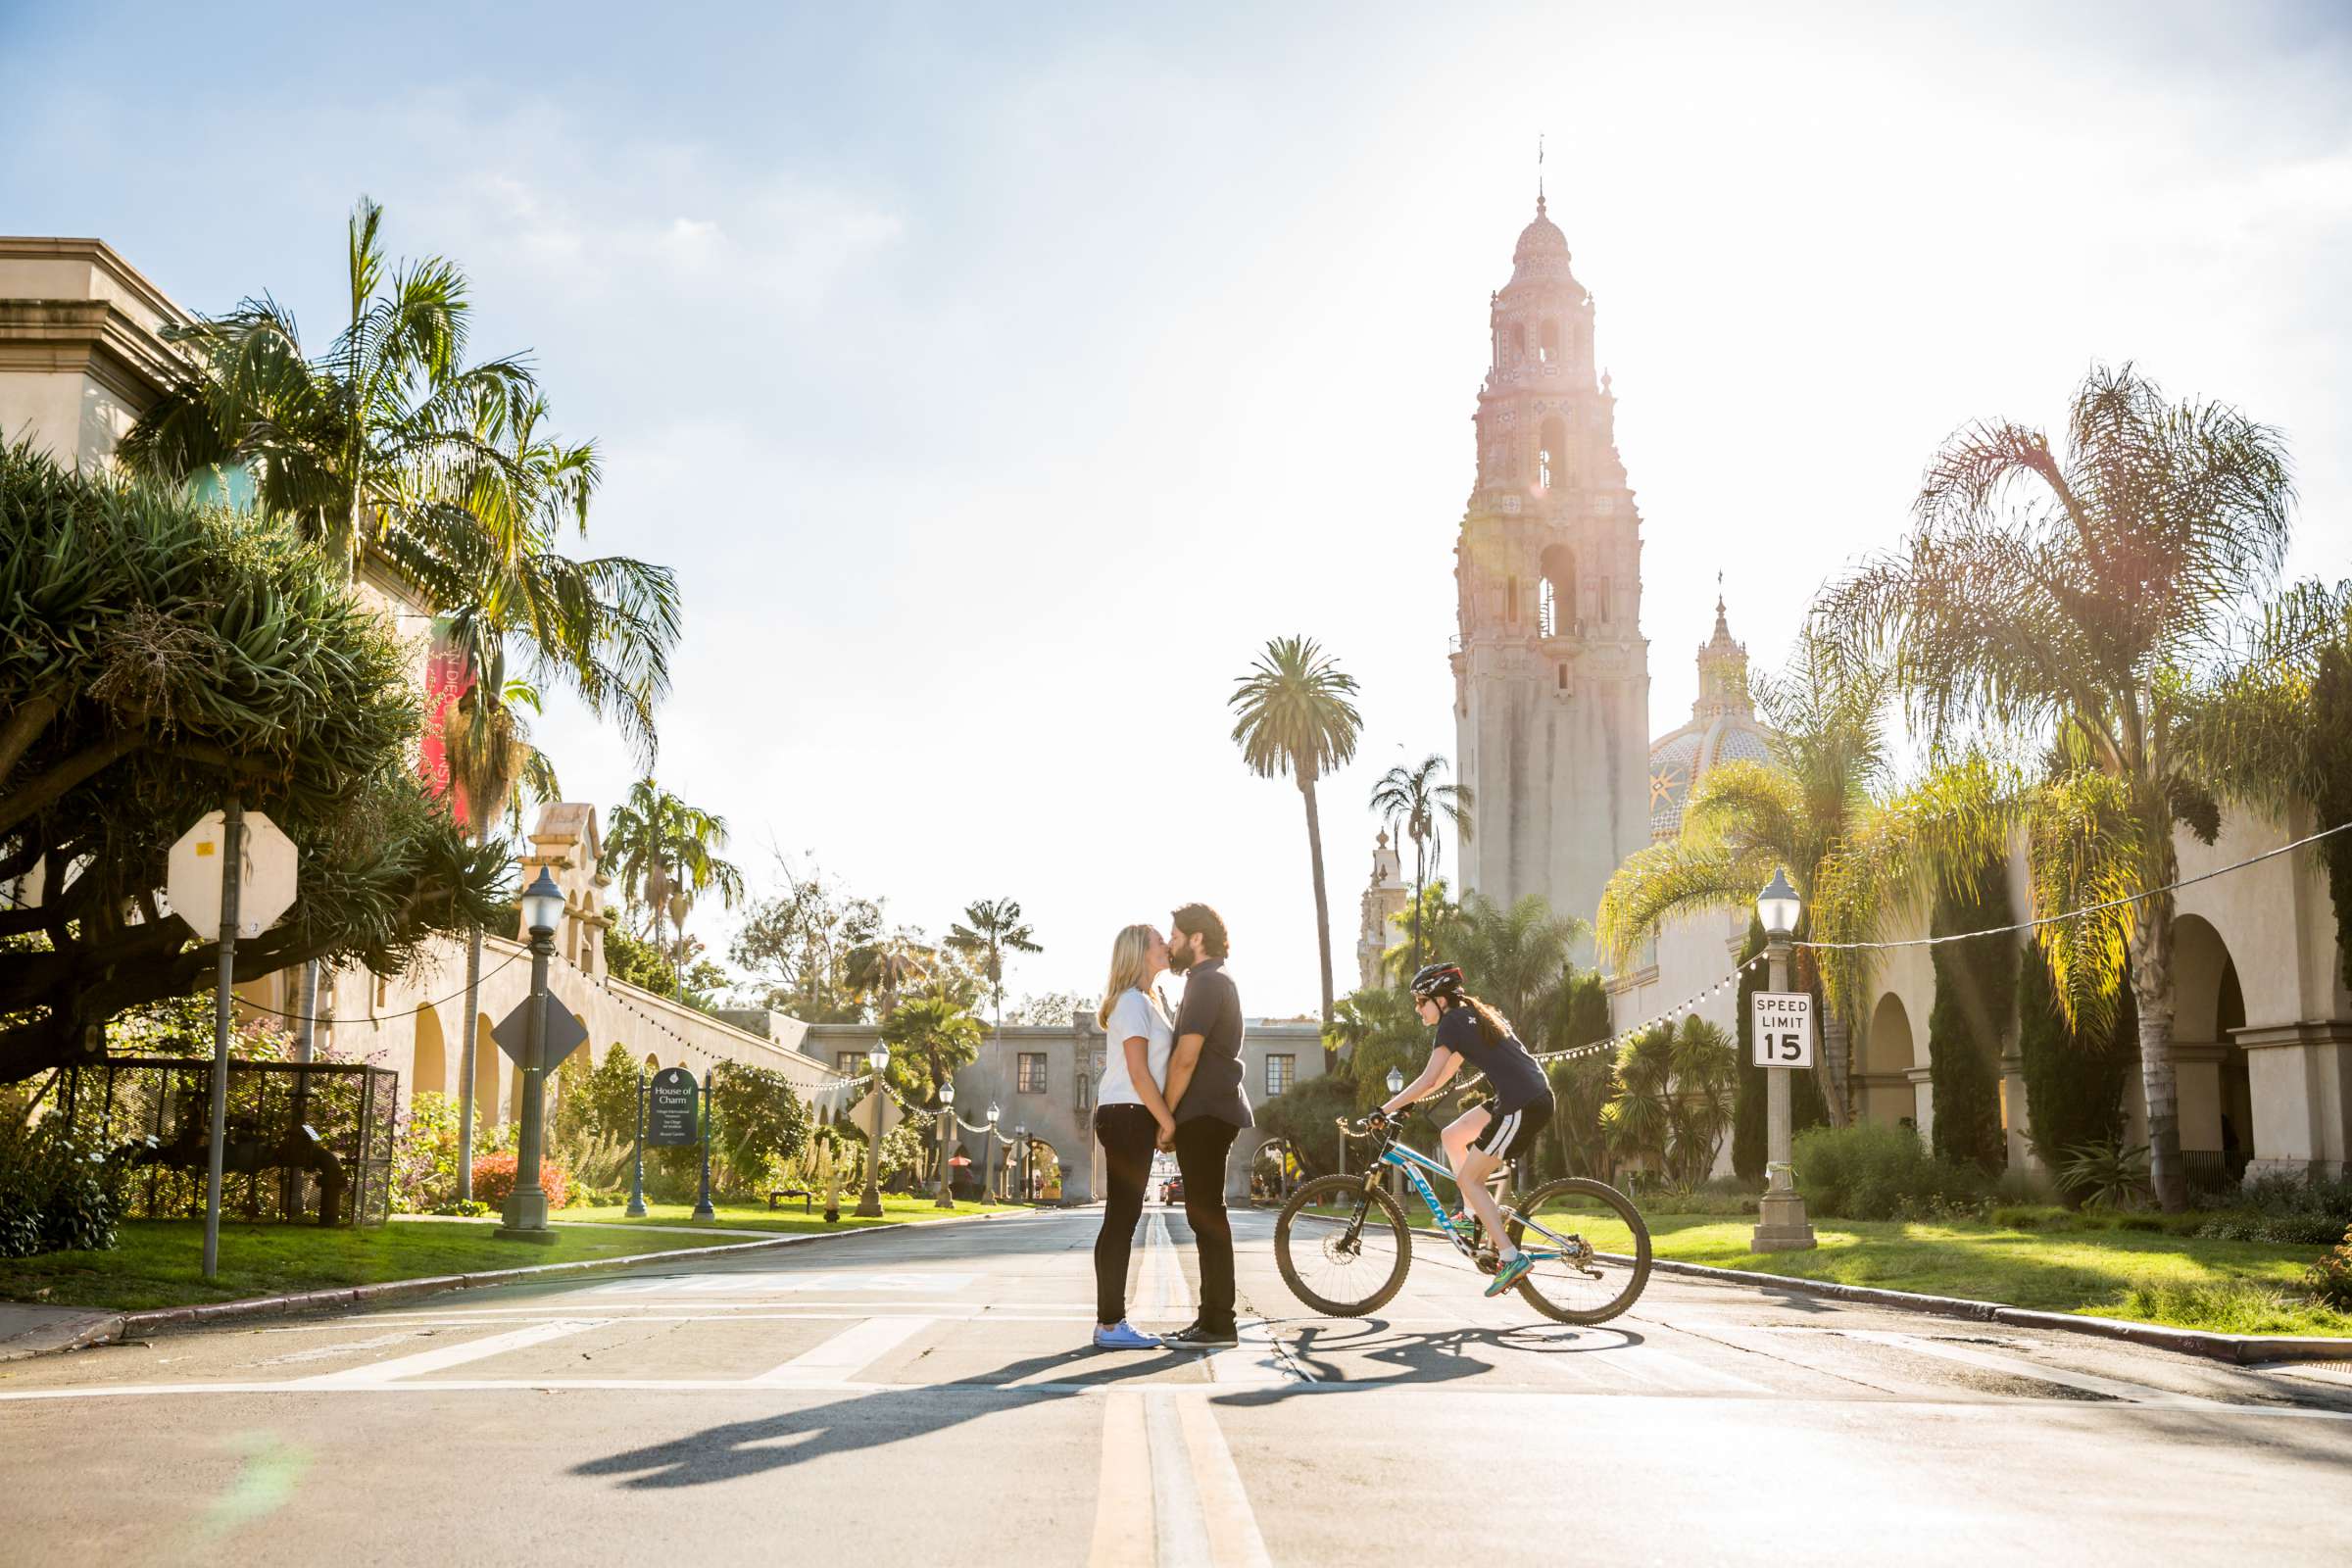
[56,1056,400,1226]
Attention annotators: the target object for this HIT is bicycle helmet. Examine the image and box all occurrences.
[1409,962,1465,1002]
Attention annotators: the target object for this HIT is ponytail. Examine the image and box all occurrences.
[1447,993,1512,1047]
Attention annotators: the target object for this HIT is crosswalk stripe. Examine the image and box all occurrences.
[291,1319,601,1386]
[750,1315,935,1385]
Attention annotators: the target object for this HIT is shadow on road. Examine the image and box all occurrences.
[570,1347,1172,1490]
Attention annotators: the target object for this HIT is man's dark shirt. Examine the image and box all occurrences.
[1172,956,1252,1128]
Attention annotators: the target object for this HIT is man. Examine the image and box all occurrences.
[1158,902,1248,1348]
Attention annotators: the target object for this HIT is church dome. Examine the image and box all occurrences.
[1513,195,1569,263]
[1647,598,1778,839]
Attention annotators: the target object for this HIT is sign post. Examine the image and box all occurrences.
[692,1066,716,1222]
[170,805,299,1281]
[1748,980,1819,1251]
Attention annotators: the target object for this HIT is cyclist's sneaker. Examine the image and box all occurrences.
[1093,1320,1161,1350]
[1483,1250,1534,1298]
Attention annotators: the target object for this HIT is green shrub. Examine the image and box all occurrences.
[468,1152,573,1211]
[0,1117,121,1256]
[1253,1071,1358,1178]
[2017,955,2132,1193]
[1994,1165,2053,1206]
[1791,1121,1989,1221]
[2056,1139,2151,1211]
[2307,1224,2352,1311]
[2194,1177,2352,1245]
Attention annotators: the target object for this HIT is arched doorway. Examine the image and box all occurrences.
[413,1006,447,1098]
[2173,914,2252,1196]
[1861,994,1918,1130]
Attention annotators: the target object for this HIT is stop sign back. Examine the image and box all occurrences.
[167,810,298,941]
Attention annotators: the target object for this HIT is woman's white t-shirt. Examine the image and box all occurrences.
[1098,987,1173,1108]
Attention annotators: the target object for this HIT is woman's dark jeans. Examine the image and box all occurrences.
[1093,1102,1160,1324]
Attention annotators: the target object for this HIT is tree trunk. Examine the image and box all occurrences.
[2131,898,2185,1212]
[1818,1012,1852,1130]
[457,924,483,1200]
[1409,835,1426,974]
[1300,778,1337,1071]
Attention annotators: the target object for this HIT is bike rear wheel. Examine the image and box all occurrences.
[1275,1174,1412,1316]
[1506,1178,1651,1325]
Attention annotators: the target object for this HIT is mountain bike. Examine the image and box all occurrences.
[1273,1115,1651,1325]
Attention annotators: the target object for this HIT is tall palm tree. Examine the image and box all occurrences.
[1230,636,1362,1061]
[845,928,935,1021]
[946,897,1042,1070]
[1817,362,2332,1209]
[605,779,745,989]
[1595,628,1891,1123]
[1369,754,1474,971]
[1451,892,1587,1039]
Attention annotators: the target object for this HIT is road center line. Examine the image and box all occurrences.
[1138,1210,1185,1320]
[1088,1391,1152,1568]
[751,1315,935,1385]
[291,1319,601,1386]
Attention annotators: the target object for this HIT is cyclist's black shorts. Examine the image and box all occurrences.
[1471,1096,1553,1162]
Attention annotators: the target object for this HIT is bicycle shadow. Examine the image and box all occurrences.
[1228,1315,1647,1402]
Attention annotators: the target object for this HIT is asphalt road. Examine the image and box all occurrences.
[4,1203,2349,1566]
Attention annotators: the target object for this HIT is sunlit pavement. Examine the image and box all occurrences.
[3,1204,2348,1566]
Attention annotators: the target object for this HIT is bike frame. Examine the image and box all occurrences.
[1365,1131,1570,1261]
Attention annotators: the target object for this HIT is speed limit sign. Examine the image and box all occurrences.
[1750,992,1814,1067]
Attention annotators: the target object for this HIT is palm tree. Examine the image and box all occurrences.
[1451,892,1587,1037]
[605,779,745,989]
[1595,628,1890,1123]
[1369,755,1474,971]
[1816,362,2333,1209]
[1230,636,1362,1061]
[879,988,986,1186]
[945,898,1043,1049]
[845,927,935,1021]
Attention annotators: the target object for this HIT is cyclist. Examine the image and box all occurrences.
[1371,961,1557,1298]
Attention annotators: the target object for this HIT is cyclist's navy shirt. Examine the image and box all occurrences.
[1433,1006,1552,1114]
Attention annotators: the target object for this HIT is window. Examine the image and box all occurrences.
[1557,662,1569,691]
[1539,545,1576,639]
[1538,416,1567,492]
[1540,318,1560,366]
[1080,1049,1104,1110]
[1505,576,1519,623]
[837,1052,866,1077]
[1018,1053,1049,1093]
[1265,1054,1296,1097]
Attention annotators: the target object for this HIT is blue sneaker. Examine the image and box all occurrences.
[1094,1320,1161,1349]
[1484,1250,1535,1298]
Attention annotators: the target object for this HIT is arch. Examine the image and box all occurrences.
[1537,416,1567,492]
[1860,993,1917,1129]
[473,1013,501,1123]
[413,1006,447,1098]
[2172,913,2252,1190]
[1504,575,1520,624]
[1539,545,1577,639]
[1510,321,1527,363]
[1539,318,1560,366]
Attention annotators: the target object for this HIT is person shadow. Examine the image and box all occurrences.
[571,1345,1182,1490]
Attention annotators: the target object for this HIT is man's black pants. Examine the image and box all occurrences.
[1173,1115,1241,1331]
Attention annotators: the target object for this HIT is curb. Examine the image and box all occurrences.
[28,1208,1022,1358]
[1637,1254,2351,1365]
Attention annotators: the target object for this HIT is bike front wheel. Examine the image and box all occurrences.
[1506,1178,1651,1325]
[1275,1174,1412,1316]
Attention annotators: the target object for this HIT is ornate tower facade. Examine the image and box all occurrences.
[1450,196,1650,944]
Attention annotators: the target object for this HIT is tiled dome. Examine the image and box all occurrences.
[1647,599,1778,840]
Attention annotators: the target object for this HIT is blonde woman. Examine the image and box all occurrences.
[1091,923,1176,1349]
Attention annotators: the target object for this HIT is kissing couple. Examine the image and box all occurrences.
[1087,903,1248,1350]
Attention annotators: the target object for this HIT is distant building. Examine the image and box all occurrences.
[1356,831,1409,989]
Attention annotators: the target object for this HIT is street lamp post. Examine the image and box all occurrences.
[1750,866,1818,1252]
[1013,1124,1028,1203]
[934,1082,958,1208]
[496,867,566,1243]
[982,1103,1000,1205]
[857,1043,889,1218]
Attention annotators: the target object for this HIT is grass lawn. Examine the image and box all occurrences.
[560,1194,1007,1231]
[1379,1200,2348,1336]
[0,1217,751,1314]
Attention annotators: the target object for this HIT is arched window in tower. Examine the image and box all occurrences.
[1504,576,1519,623]
[1509,322,1528,364]
[1537,416,1567,493]
[1539,545,1576,639]
[1540,319,1560,367]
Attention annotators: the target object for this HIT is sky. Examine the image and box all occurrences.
[5,0,2350,1016]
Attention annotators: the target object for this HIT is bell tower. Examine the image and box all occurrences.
[1449,192,1649,946]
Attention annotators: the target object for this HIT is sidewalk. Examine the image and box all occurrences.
[0,1303,124,1362]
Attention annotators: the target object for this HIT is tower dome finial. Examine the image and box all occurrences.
[1537,130,1545,216]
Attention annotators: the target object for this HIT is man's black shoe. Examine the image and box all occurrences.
[1163,1321,1241,1348]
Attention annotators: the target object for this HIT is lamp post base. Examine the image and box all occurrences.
[493,1226,562,1245]
[1749,1166,1816,1251]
